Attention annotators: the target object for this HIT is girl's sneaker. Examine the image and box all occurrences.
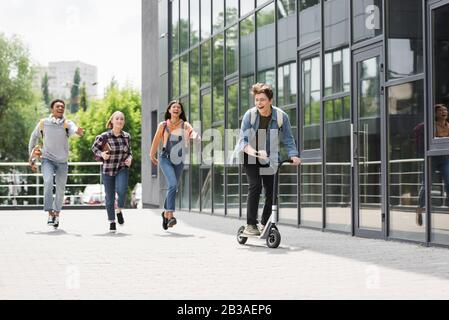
[117,212,125,225]
[109,222,117,234]
[167,217,177,228]
[161,212,168,230]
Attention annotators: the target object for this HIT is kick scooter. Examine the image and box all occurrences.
[237,159,293,249]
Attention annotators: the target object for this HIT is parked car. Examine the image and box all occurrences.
[82,184,105,205]
[131,183,142,209]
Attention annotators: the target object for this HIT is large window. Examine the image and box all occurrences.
[302,56,321,150]
[190,48,200,114]
[301,162,323,228]
[352,0,382,43]
[431,3,449,141]
[278,62,297,107]
[324,47,350,96]
[171,0,179,57]
[201,0,212,41]
[201,41,211,85]
[240,15,255,116]
[241,0,255,17]
[212,0,224,34]
[387,0,423,80]
[298,0,320,47]
[180,54,189,96]
[226,25,238,75]
[278,0,296,64]
[325,96,351,232]
[191,0,200,46]
[388,80,425,242]
[226,0,238,25]
[256,3,276,88]
[171,58,179,99]
[430,152,449,245]
[213,34,225,122]
[180,0,189,53]
[324,0,350,50]
[280,107,299,225]
[225,81,239,217]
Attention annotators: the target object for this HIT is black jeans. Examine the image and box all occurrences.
[244,164,274,226]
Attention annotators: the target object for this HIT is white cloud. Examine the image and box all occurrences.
[0,0,141,96]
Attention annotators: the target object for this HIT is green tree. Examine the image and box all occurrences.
[70,86,142,204]
[79,82,88,111]
[41,72,50,106]
[0,33,44,162]
[70,67,81,113]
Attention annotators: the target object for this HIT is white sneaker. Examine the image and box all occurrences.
[243,225,260,236]
[53,217,60,229]
[47,215,55,226]
[258,224,266,234]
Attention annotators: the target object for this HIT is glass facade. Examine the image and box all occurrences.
[151,0,449,248]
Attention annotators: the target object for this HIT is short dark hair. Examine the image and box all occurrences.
[50,99,65,109]
[165,100,187,122]
[251,83,274,100]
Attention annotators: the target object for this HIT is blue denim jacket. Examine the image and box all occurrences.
[232,106,299,164]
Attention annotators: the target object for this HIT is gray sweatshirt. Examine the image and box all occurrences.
[28,116,79,163]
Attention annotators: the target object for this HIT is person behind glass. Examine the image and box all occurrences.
[28,99,84,229]
[150,101,200,230]
[92,111,133,234]
[416,104,449,226]
[235,83,301,236]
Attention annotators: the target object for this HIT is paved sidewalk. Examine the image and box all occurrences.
[1,209,449,300]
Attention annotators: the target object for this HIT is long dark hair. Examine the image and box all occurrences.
[165,100,187,122]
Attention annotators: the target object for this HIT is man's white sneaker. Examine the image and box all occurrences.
[243,225,261,236]
[53,217,60,229]
[47,215,55,226]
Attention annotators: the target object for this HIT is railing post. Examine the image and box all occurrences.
[399,162,402,207]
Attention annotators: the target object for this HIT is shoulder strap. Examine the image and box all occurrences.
[273,107,284,129]
[64,119,70,137]
[39,119,45,138]
[250,107,258,127]
[162,121,170,148]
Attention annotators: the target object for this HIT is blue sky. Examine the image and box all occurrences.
[0,0,141,96]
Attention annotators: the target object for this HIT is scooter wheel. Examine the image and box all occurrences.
[237,226,248,245]
[267,229,281,249]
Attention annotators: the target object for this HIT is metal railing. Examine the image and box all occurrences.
[0,162,103,208]
[225,159,448,210]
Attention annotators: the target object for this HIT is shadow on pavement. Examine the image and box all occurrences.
[170,211,449,281]
[93,233,132,237]
[26,229,82,237]
[237,243,306,255]
[154,232,197,239]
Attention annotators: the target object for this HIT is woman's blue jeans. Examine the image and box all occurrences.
[159,154,184,212]
[103,168,129,221]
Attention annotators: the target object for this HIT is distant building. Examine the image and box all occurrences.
[33,61,98,101]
